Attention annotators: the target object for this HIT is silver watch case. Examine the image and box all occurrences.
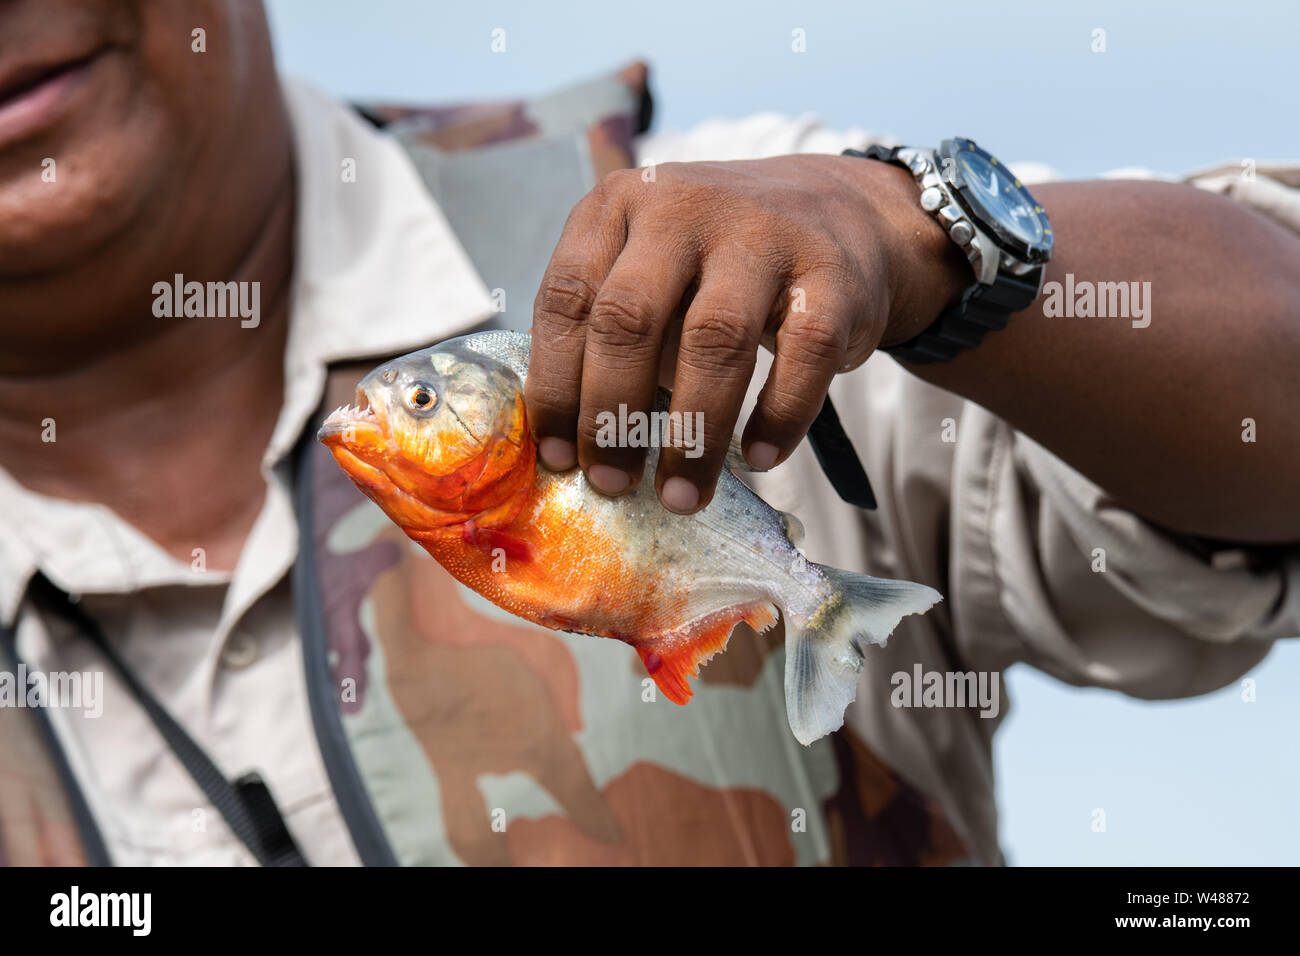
[894,146,1043,290]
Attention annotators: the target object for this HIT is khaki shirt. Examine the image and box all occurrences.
[0,81,1295,866]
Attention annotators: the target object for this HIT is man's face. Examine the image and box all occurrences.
[0,0,276,277]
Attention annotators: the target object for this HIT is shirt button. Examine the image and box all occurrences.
[220,632,260,671]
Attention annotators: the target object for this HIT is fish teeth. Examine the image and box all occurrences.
[324,402,378,424]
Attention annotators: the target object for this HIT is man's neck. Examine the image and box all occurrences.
[0,165,297,574]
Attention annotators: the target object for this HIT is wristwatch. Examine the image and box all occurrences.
[844,138,1053,363]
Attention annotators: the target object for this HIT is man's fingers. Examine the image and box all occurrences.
[654,268,776,512]
[526,194,627,471]
[742,279,855,467]
[576,236,696,494]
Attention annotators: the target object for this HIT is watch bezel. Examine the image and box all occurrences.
[939,137,1054,265]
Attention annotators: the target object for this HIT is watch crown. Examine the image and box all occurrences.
[949,221,975,245]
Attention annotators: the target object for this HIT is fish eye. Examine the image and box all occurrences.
[405,383,438,413]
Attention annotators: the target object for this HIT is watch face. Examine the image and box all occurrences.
[944,139,1053,262]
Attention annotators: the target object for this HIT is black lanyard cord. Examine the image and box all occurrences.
[14,572,308,867]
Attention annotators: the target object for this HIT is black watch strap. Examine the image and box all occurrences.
[851,144,903,165]
[844,146,1042,364]
[882,270,1041,363]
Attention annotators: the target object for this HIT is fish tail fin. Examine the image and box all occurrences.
[784,566,941,746]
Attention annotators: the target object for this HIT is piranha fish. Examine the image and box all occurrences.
[318,330,940,745]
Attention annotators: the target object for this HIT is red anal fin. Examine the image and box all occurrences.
[638,603,778,706]
[461,521,535,563]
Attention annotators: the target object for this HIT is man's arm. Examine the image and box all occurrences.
[525,155,1300,543]
[914,176,1300,544]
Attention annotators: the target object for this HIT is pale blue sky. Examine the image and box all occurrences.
[265,0,1300,864]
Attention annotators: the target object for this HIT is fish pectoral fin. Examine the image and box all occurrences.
[637,603,779,705]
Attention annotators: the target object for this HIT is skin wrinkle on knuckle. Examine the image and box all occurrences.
[535,270,600,324]
[679,305,759,374]
[759,383,822,432]
[783,313,848,366]
[587,287,663,348]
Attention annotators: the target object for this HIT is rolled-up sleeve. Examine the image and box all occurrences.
[949,400,1298,697]
[951,163,1300,691]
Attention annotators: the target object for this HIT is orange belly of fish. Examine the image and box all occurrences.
[405,481,777,705]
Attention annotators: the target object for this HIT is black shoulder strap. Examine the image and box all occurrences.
[22,573,308,867]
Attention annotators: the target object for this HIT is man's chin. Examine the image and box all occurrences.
[0,129,164,277]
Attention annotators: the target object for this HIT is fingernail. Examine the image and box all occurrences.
[538,437,577,471]
[745,441,780,470]
[661,476,699,514]
[587,464,631,495]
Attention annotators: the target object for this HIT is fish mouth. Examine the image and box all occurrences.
[318,386,384,446]
[316,384,464,530]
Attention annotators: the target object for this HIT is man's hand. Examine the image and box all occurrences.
[525,155,969,514]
